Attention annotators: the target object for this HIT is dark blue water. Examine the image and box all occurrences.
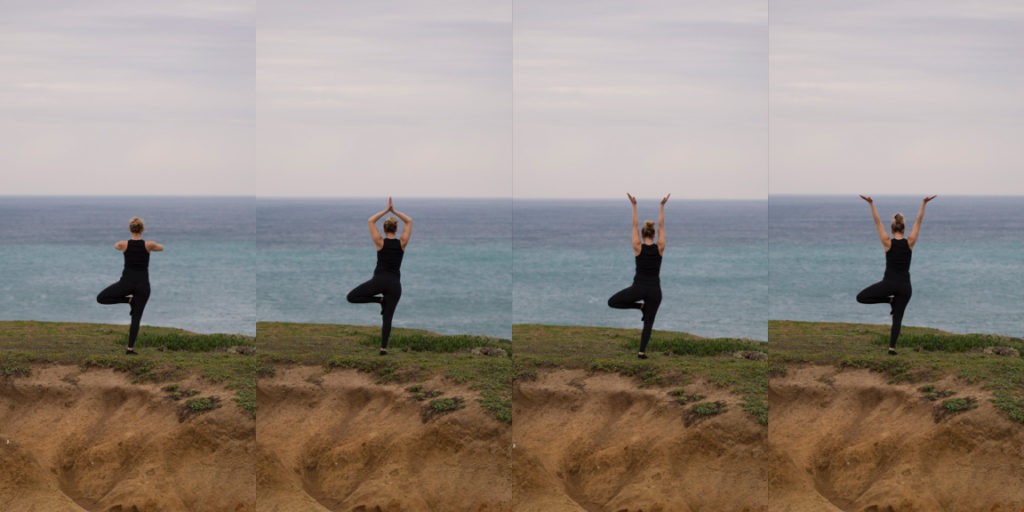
[770,196,1024,336]
[514,199,768,340]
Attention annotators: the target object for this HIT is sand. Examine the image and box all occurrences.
[10,361,1021,511]
[770,366,1024,511]
[0,365,255,511]
[513,370,768,512]
[256,366,513,511]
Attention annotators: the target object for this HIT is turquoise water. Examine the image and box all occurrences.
[770,196,1024,337]
[514,200,768,340]
[0,197,258,335]
[0,197,512,338]
[254,198,512,338]
[5,196,1014,339]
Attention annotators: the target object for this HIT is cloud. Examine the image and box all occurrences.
[513,0,766,199]
[771,0,1024,195]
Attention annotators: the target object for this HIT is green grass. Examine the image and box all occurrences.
[257,322,512,424]
[0,321,257,418]
[356,333,511,354]
[514,324,767,426]
[639,336,762,357]
[875,333,1024,353]
[771,320,1024,425]
[131,332,251,352]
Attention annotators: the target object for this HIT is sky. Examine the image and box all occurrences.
[513,0,767,199]
[1,0,509,197]
[6,1,1020,198]
[771,0,1024,195]
[252,1,510,198]
[1,0,255,196]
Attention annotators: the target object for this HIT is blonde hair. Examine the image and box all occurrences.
[641,220,655,239]
[382,216,398,234]
[129,217,145,234]
[891,213,905,234]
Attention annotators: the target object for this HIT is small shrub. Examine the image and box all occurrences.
[405,385,443,402]
[917,385,955,402]
[741,395,768,426]
[669,389,705,405]
[684,401,727,426]
[179,396,222,422]
[993,392,1024,425]
[421,396,465,422]
[934,396,978,422]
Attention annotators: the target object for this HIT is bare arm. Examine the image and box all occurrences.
[907,195,936,249]
[146,241,164,252]
[114,240,127,251]
[859,195,891,251]
[657,194,669,255]
[627,193,641,255]
[391,207,413,250]
[368,203,388,250]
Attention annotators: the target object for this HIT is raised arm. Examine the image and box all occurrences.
[389,199,413,250]
[859,195,891,251]
[627,193,641,255]
[657,193,670,254]
[115,240,128,251]
[146,240,164,252]
[907,195,936,249]
[368,201,389,250]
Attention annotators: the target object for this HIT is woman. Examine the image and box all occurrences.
[856,195,936,355]
[96,217,164,355]
[608,193,670,359]
[347,197,413,355]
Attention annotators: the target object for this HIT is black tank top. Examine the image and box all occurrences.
[374,238,404,277]
[634,243,662,283]
[884,238,911,281]
[123,239,149,272]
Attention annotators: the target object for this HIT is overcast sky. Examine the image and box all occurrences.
[1,0,509,197]
[1,0,255,196]
[514,0,766,199]
[771,0,1024,195]
[7,1,1020,198]
[253,1,510,197]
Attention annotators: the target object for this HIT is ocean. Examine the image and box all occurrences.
[253,198,512,339]
[8,196,1010,340]
[513,199,769,340]
[0,196,259,335]
[0,197,513,338]
[770,196,1024,337]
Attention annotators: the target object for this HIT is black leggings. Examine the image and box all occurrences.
[856,279,912,349]
[608,281,662,353]
[347,274,402,348]
[96,274,150,348]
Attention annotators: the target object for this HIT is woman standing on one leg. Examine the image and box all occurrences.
[346,197,413,355]
[608,193,669,359]
[856,195,936,355]
[96,217,164,355]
